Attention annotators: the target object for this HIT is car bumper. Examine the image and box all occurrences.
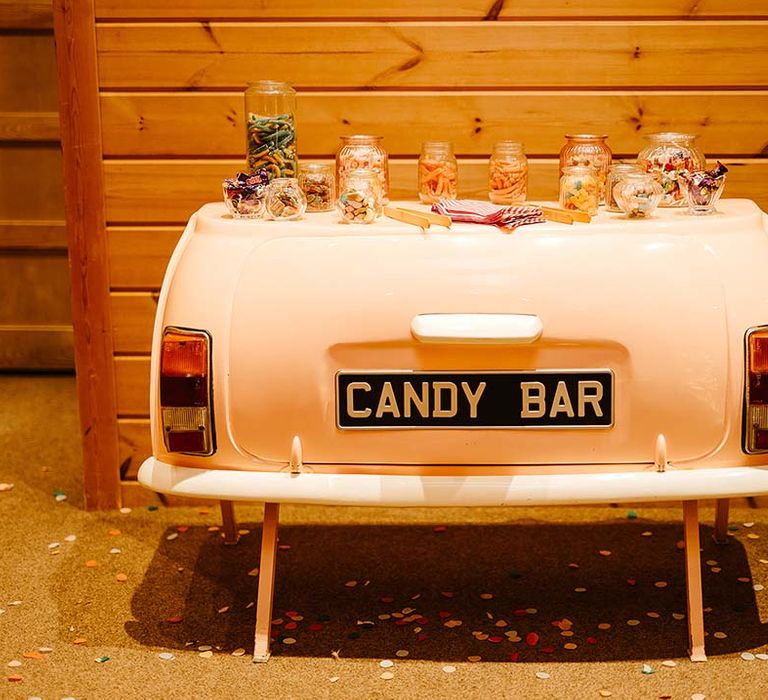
[138,458,768,507]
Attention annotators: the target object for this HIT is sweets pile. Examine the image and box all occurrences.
[222,169,269,219]
[246,113,297,178]
[681,162,728,208]
[418,158,458,203]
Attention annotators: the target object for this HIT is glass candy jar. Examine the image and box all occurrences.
[488,141,528,204]
[680,161,728,215]
[418,141,458,203]
[245,80,297,181]
[637,132,705,207]
[336,135,390,204]
[614,171,663,218]
[606,163,642,213]
[337,168,382,224]
[222,170,269,219]
[559,165,599,215]
[298,162,335,212]
[264,177,306,220]
[559,134,612,204]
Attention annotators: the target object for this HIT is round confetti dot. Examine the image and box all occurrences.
[85,560,98,568]
[467,655,481,662]
[380,671,394,680]
[743,522,755,528]
[442,665,457,674]
[199,650,213,659]
[741,652,756,661]
[395,650,409,658]
[597,623,611,630]
[599,691,613,698]
[599,550,612,556]
[64,535,77,542]
[231,648,246,656]
[654,581,668,588]
[692,695,706,700]
[564,643,578,650]
[158,652,175,661]
[480,593,493,600]
[738,577,752,583]
[755,653,768,661]
[166,533,179,541]
[329,676,340,683]
[561,630,574,637]
[568,562,580,569]
[574,587,587,593]
[119,507,132,514]
[526,608,538,614]
[379,660,394,668]
[713,632,727,639]
[110,548,121,555]
[754,584,765,591]
[627,619,641,626]
[345,580,358,588]
[661,660,677,667]
[711,567,722,573]
[536,671,550,680]
[747,534,760,539]
[672,613,686,620]
[198,645,212,651]
[641,531,653,537]
[115,573,128,582]
[705,560,718,566]
[282,638,296,645]
[641,664,654,674]
[7,661,21,668]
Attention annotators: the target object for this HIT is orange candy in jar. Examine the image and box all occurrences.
[418,142,458,203]
[559,134,612,204]
[489,141,528,204]
[336,135,390,204]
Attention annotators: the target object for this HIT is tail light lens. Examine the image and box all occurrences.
[160,327,215,455]
[744,326,768,453]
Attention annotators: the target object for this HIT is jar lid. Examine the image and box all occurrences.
[246,80,295,93]
[643,131,698,142]
[299,161,333,172]
[494,140,524,152]
[564,134,608,141]
[422,140,453,150]
[341,135,383,144]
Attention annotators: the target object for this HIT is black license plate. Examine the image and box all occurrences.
[336,371,613,429]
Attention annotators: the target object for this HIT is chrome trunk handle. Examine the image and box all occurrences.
[411,313,543,345]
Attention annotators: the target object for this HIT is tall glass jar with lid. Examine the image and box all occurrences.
[559,134,612,204]
[244,80,297,181]
[489,141,528,204]
[418,141,458,203]
[637,132,706,207]
[336,135,390,204]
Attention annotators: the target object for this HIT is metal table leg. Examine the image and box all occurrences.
[253,502,280,662]
[713,498,730,545]
[220,500,240,545]
[683,500,707,662]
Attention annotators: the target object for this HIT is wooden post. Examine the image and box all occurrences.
[220,500,239,545]
[713,498,730,545]
[253,502,280,662]
[53,0,121,509]
[683,500,707,662]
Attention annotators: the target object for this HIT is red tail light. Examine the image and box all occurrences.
[160,327,215,455]
[745,327,768,453]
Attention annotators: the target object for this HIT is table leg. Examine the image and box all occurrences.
[713,498,730,545]
[683,500,707,662]
[220,500,240,545]
[253,502,280,662]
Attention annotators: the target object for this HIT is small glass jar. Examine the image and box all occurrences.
[488,141,528,204]
[298,162,335,212]
[336,135,390,204]
[680,162,728,215]
[637,132,706,208]
[337,168,381,224]
[264,177,306,220]
[222,170,269,219]
[559,134,612,204]
[613,172,663,218]
[418,141,458,203]
[245,80,297,181]
[605,163,642,213]
[559,165,599,215]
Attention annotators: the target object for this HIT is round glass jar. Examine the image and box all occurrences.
[559,134,612,204]
[559,165,599,215]
[336,135,390,204]
[613,171,663,218]
[245,80,297,181]
[418,141,458,203]
[264,177,306,220]
[637,132,705,207]
[488,141,528,204]
[605,163,642,213]
[298,162,335,212]
[337,168,382,224]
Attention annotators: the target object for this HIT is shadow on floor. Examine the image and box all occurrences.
[125,520,766,662]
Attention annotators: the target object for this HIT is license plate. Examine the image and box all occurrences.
[336,370,613,429]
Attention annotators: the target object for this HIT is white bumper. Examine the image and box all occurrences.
[138,458,768,507]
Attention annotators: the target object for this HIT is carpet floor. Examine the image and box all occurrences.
[1,374,767,699]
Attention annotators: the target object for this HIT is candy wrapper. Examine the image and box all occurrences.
[222,169,269,218]
[681,161,728,215]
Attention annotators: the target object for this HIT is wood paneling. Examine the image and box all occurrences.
[0,32,58,110]
[0,326,74,369]
[115,355,150,415]
[0,221,67,249]
[108,226,181,288]
[100,91,768,158]
[0,145,64,220]
[118,417,151,480]
[111,291,156,353]
[93,1,768,20]
[0,252,71,324]
[103,158,768,224]
[96,22,768,89]
[0,112,60,141]
[0,1,53,29]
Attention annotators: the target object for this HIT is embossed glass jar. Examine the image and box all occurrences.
[418,141,458,203]
[559,165,599,215]
[337,168,382,224]
[264,177,306,220]
[244,80,297,181]
[606,163,642,213]
[336,135,390,204]
[637,132,706,207]
[614,171,663,218]
[489,141,528,204]
[298,162,335,212]
[559,134,612,204]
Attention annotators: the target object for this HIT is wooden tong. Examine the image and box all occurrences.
[383,206,453,230]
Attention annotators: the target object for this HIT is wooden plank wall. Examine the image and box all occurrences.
[0,2,73,369]
[87,2,768,498]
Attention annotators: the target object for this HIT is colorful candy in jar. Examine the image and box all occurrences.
[264,177,306,220]
[336,135,390,204]
[680,161,728,215]
[613,172,663,218]
[299,162,335,212]
[605,163,641,213]
[337,168,382,224]
[636,132,705,207]
[222,169,269,218]
[559,135,612,204]
[247,113,297,179]
[418,141,458,203]
[488,141,528,204]
[559,165,599,215]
